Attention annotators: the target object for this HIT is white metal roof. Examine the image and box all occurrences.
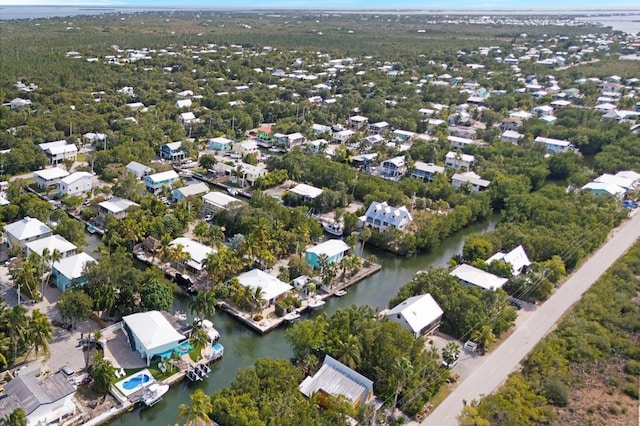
[486,245,531,276]
[26,235,76,257]
[99,197,139,214]
[4,217,52,241]
[52,252,96,280]
[290,183,323,199]
[202,191,240,209]
[60,171,92,185]
[450,264,508,290]
[123,311,185,352]
[146,170,179,183]
[237,269,293,302]
[306,239,350,258]
[386,294,443,334]
[170,237,215,270]
[34,167,69,181]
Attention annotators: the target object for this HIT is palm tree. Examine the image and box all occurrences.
[335,335,361,370]
[5,305,29,363]
[193,220,209,243]
[471,325,496,353]
[442,341,461,365]
[232,164,245,187]
[169,243,191,271]
[0,332,11,368]
[25,309,53,360]
[360,227,372,254]
[204,251,225,288]
[178,388,213,426]
[249,286,266,314]
[189,291,217,321]
[39,248,62,300]
[159,233,173,263]
[392,357,414,416]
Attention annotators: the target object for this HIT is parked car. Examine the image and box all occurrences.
[59,365,75,379]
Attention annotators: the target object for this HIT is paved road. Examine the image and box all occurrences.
[422,210,640,425]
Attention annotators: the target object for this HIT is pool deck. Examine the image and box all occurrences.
[113,369,154,398]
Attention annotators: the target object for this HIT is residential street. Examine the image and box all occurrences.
[421,210,640,426]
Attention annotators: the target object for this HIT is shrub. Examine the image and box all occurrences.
[622,385,639,400]
[543,378,569,407]
[623,359,640,376]
[253,314,263,322]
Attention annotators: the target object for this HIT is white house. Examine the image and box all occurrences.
[171,182,209,202]
[126,161,152,180]
[450,264,508,290]
[122,311,186,366]
[202,191,242,214]
[380,156,407,179]
[534,136,574,154]
[4,217,53,248]
[33,167,69,189]
[289,183,323,200]
[25,235,77,259]
[170,237,215,273]
[501,130,524,144]
[233,163,267,187]
[0,364,77,426]
[451,171,491,192]
[178,112,199,127]
[448,135,478,149]
[333,129,356,143]
[411,162,445,182]
[368,121,389,135]
[364,201,413,232]
[348,115,368,130]
[38,140,77,165]
[174,99,192,109]
[98,197,139,220]
[385,293,443,338]
[236,269,293,307]
[59,172,93,196]
[445,151,475,170]
[486,245,531,276]
[232,140,260,157]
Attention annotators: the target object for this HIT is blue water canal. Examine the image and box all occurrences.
[106,217,497,425]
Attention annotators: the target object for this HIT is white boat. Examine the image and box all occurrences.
[140,383,169,407]
[227,187,238,196]
[334,289,347,297]
[308,297,326,310]
[283,310,301,322]
[86,224,97,234]
[174,311,187,321]
[322,221,344,237]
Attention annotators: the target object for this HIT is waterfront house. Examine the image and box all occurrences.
[534,136,574,154]
[486,245,531,276]
[52,252,97,292]
[385,293,443,338]
[207,137,233,152]
[171,182,209,202]
[122,311,186,366]
[170,237,215,273]
[38,140,77,165]
[236,269,293,307]
[305,239,350,269]
[33,167,69,189]
[0,364,76,426]
[289,183,323,201]
[411,162,445,182]
[98,197,139,221]
[26,235,77,259]
[125,161,152,180]
[59,171,93,197]
[202,191,242,214]
[4,217,52,249]
[299,355,374,408]
[451,171,491,192]
[445,151,475,171]
[144,170,179,195]
[364,201,413,232]
[160,141,186,162]
[450,264,508,291]
[233,162,267,187]
[380,156,406,179]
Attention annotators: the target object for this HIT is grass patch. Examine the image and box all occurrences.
[429,385,453,408]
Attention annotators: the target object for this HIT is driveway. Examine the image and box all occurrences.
[421,210,640,425]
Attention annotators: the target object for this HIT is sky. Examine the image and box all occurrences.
[1,0,639,9]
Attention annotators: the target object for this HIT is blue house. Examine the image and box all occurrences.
[52,252,97,292]
[207,137,233,152]
[305,239,350,269]
[122,311,186,366]
[160,141,186,161]
[144,170,179,195]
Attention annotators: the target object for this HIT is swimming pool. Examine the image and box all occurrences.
[114,369,155,398]
[177,342,193,356]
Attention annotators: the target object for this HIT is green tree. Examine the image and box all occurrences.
[442,341,461,365]
[178,388,213,426]
[26,309,53,359]
[90,354,115,394]
[3,408,27,426]
[471,325,496,354]
[56,290,93,328]
[190,290,217,321]
[335,334,362,369]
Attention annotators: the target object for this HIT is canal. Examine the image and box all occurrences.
[107,217,497,425]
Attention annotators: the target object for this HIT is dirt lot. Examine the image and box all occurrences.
[553,359,638,426]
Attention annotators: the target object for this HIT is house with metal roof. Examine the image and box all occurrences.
[289,183,323,201]
[202,191,242,215]
[144,170,179,195]
[299,355,374,408]
[98,197,139,220]
[450,264,508,291]
[305,239,350,269]
[386,294,443,338]
[236,269,293,307]
[59,171,93,197]
[170,237,215,273]
[160,141,186,162]
[52,252,97,292]
[33,167,69,189]
[486,245,531,276]
[364,201,413,232]
[411,162,445,182]
[451,171,491,192]
[534,136,574,154]
[445,151,475,170]
[125,161,152,180]
[171,182,209,202]
[122,311,186,366]
[38,140,77,165]
[25,235,77,259]
[380,156,407,179]
[4,217,53,248]
[0,364,76,426]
